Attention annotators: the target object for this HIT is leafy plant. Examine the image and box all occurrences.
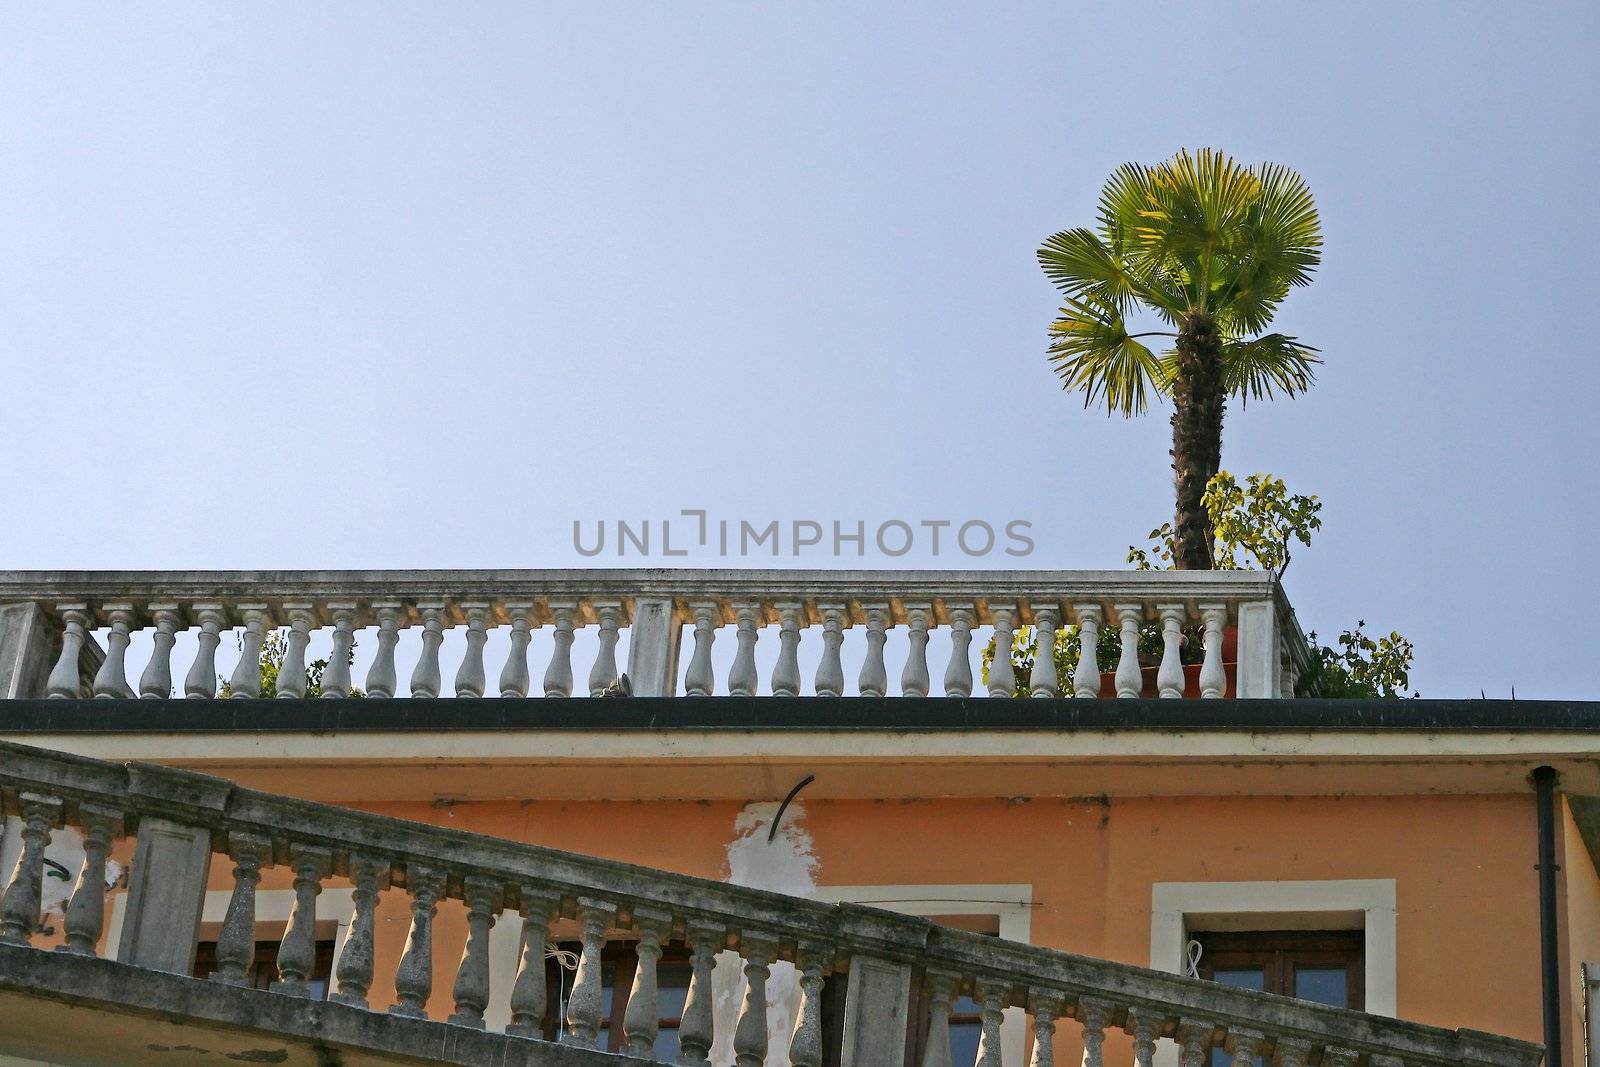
[1129,471,1321,576]
[1296,621,1416,699]
[219,630,361,698]
[980,621,1198,698]
[1038,149,1323,570]
[983,471,1416,697]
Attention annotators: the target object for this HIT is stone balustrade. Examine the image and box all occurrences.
[0,740,1542,1067]
[0,569,1307,701]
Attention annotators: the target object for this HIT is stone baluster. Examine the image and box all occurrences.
[677,922,722,1066]
[275,604,314,699]
[684,601,721,696]
[1114,604,1144,698]
[973,982,1005,1067]
[986,604,1016,698]
[454,603,490,698]
[733,937,774,1067]
[623,908,671,1056]
[228,604,270,698]
[901,603,932,697]
[1198,604,1227,698]
[789,944,830,1067]
[920,971,959,1067]
[1127,1007,1159,1067]
[544,602,577,697]
[275,846,331,996]
[211,834,270,986]
[389,866,445,1018]
[409,604,446,699]
[858,603,889,697]
[772,602,803,696]
[1156,605,1187,699]
[1280,648,1300,698]
[330,853,388,1008]
[587,603,622,696]
[45,605,91,698]
[1273,1037,1313,1067]
[1177,1020,1215,1067]
[944,606,974,697]
[813,604,847,697]
[448,877,502,1027]
[365,603,402,699]
[1078,997,1111,1067]
[92,603,136,699]
[185,603,225,699]
[1027,993,1062,1067]
[321,604,356,698]
[1071,604,1103,699]
[1225,1029,1262,1067]
[0,794,61,945]
[59,804,120,956]
[499,604,535,697]
[563,899,616,1046]
[728,604,761,697]
[505,888,561,1037]
[1029,605,1059,698]
[139,604,180,699]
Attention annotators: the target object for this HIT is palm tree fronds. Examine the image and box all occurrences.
[1046,295,1170,417]
[1097,161,1158,257]
[1220,333,1321,407]
[1037,228,1135,311]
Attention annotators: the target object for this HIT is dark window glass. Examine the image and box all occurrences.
[1293,966,1349,1008]
[1213,967,1266,991]
[192,937,335,999]
[947,994,982,1066]
[1195,930,1362,1008]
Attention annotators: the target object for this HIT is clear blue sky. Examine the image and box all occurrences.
[3,2,1596,697]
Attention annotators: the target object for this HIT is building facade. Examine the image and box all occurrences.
[0,569,1593,1066]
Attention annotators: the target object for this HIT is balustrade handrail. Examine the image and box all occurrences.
[0,739,1540,1067]
[0,568,1309,701]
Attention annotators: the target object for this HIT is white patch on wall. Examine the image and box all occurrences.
[709,799,819,1067]
[0,820,125,936]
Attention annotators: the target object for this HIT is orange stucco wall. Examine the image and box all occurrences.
[203,790,1537,1057]
[1561,799,1600,1062]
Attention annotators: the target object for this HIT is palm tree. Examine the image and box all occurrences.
[1037,149,1322,569]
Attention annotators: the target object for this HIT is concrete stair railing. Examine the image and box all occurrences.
[0,739,1542,1067]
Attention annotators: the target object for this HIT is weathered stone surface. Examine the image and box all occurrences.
[839,955,911,1066]
[0,941,650,1065]
[116,816,211,975]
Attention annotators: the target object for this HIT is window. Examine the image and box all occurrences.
[549,940,692,1057]
[1193,930,1364,1009]
[192,938,337,1000]
[901,921,1003,1067]
[902,992,983,1067]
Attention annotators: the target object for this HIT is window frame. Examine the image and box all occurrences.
[1193,929,1365,1010]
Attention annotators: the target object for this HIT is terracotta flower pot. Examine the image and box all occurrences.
[1096,625,1238,698]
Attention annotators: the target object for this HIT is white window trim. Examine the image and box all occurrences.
[813,882,1033,1066]
[1149,880,1396,1067]
[1150,878,1397,1014]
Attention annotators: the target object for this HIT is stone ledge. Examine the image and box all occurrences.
[0,941,648,1066]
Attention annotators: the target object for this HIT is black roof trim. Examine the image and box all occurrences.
[1,697,1598,734]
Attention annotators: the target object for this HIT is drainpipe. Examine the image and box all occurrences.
[1534,766,1563,1067]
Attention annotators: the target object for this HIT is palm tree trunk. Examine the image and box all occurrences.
[1170,311,1224,569]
